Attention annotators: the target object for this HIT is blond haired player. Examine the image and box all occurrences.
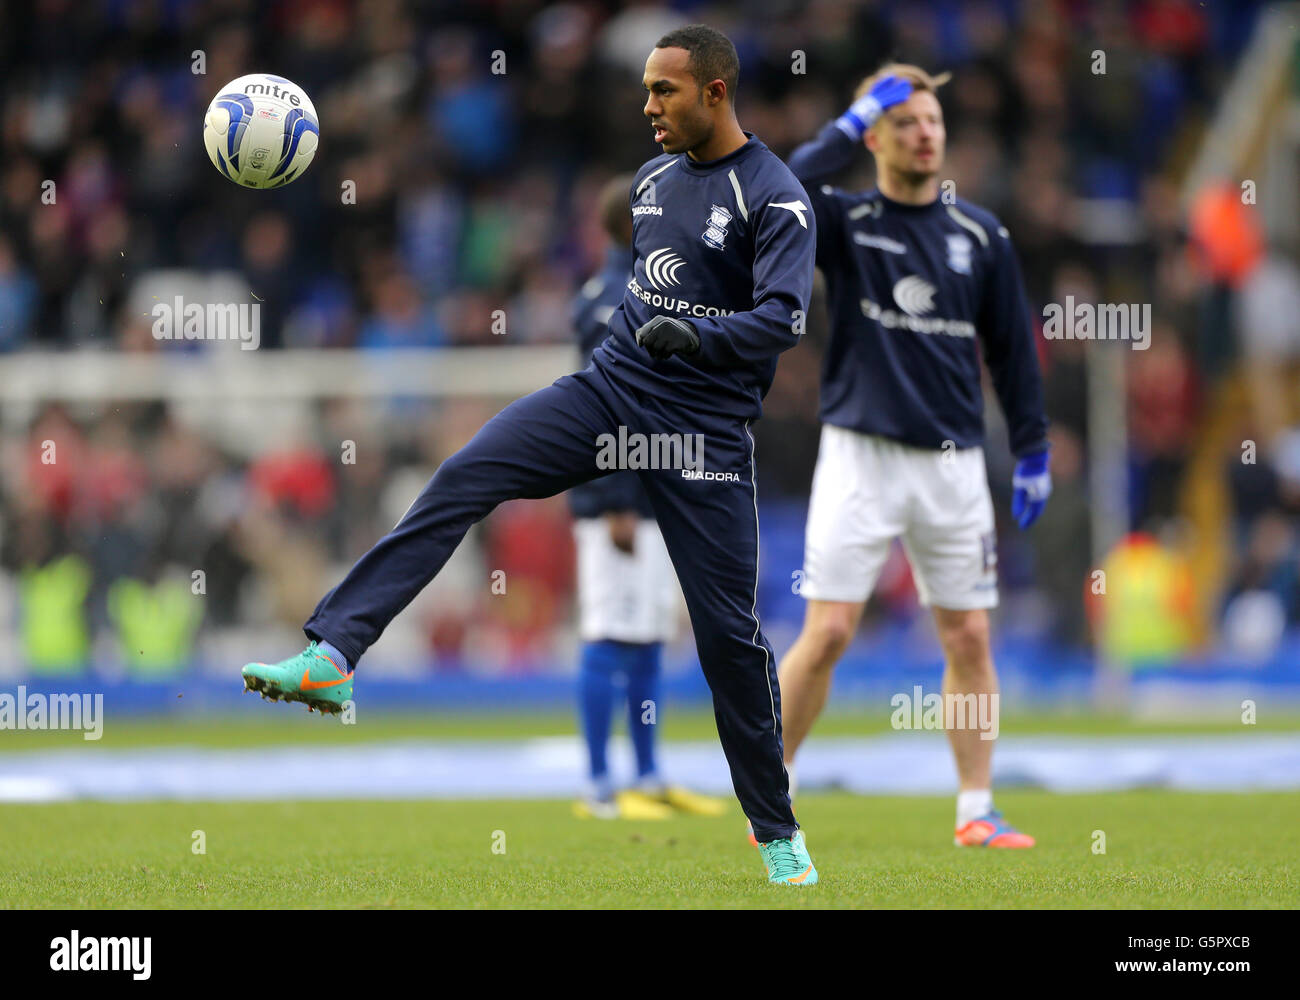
[779,65,1051,847]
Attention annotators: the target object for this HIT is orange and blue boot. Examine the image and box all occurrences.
[954,809,1035,848]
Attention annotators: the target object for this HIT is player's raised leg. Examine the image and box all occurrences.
[637,414,816,885]
[241,372,617,712]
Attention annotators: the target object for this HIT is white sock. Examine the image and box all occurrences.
[956,789,993,828]
[636,773,665,795]
[785,761,799,802]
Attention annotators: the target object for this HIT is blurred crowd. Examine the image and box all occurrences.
[0,0,1296,674]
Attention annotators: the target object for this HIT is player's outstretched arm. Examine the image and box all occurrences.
[787,75,912,186]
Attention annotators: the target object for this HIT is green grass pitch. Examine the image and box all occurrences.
[2,704,1296,754]
[2,792,1297,909]
[1,711,1296,908]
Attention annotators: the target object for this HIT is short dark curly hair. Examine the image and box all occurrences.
[655,24,739,99]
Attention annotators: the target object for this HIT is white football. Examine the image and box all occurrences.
[203,74,320,188]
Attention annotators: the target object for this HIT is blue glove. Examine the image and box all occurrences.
[1011,448,1052,529]
[835,75,913,141]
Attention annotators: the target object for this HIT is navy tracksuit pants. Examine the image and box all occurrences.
[304,360,797,842]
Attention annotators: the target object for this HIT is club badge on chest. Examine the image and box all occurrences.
[946,233,973,275]
[702,204,732,250]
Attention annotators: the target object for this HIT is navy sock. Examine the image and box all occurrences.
[625,642,662,782]
[579,640,620,795]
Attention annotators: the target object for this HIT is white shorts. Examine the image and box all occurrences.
[574,518,681,643]
[801,425,998,609]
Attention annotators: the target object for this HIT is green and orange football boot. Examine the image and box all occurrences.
[241,641,353,715]
[756,829,818,886]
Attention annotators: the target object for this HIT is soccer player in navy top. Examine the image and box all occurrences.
[778,64,1051,848]
[241,25,820,885]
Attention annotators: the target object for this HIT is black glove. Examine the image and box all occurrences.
[635,315,699,360]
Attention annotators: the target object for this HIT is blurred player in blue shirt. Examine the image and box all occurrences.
[568,175,724,821]
[779,64,1051,848]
